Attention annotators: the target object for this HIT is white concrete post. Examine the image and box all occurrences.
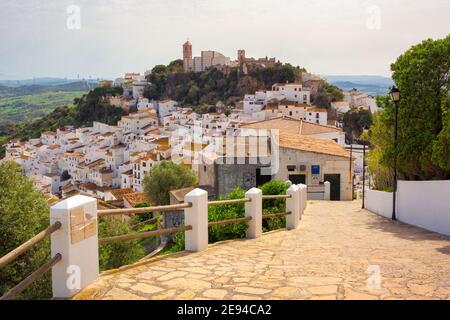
[245,188,262,239]
[184,188,208,252]
[324,181,331,201]
[286,184,300,230]
[50,195,99,298]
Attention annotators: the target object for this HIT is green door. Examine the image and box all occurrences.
[324,174,341,201]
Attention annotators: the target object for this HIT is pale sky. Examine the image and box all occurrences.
[1,0,449,80]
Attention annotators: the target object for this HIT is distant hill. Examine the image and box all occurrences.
[0,81,97,96]
[0,77,99,87]
[323,75,394,96]
[0,82,97,131]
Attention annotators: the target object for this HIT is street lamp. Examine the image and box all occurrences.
[389,86,400,221]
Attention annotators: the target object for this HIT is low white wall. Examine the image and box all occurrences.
[366,180,450,236]
[397,180,450,236]
[365,189,393,219]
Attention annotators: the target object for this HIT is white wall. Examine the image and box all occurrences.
[365,189,393,219]
[366,180,450,236]
[396,180,450,236]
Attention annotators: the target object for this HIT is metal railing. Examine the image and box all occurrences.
[0,222,62,300]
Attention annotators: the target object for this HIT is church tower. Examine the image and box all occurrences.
[183,40,192,72]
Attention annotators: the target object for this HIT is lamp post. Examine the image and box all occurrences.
[389,86,400,221]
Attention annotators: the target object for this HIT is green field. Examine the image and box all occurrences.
[0,91,84,123]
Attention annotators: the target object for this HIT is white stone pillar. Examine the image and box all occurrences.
[50,195,99,298]
[324,181,331,201]
[184,188,208,252]
[245,188,262,239]
[286,184,300,230]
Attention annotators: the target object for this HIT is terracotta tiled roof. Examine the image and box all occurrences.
[123,192,149,207]
[242,116,340,135]
[277,132,350,159]
[105,188,134,201]
[332,101,350,107]
[306,107,327,113]
[42,131,56,136]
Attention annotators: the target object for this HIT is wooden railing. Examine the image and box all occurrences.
[97,195,291,245]
[0,222,62,300]
[1,184,307,299]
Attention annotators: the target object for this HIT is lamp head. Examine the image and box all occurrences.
[389,86,400,102]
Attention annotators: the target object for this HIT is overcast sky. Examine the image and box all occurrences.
[1,0,449,80]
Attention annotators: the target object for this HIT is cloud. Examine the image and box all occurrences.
[0,0,449,79]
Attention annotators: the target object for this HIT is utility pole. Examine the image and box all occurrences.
[349,143,353,200]
[362,142,366,209]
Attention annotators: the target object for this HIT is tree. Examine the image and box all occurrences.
[98,218,146,270]
[343,109,372,142]
[0,161,52,299]
[142,161,198,205]
[60,170,71,182]
[369,35,450,182]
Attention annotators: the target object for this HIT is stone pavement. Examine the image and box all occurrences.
[74,201,450,300]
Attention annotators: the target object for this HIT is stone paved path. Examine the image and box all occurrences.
[74,201,450,300]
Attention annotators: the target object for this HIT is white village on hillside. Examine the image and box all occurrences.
[1,42,377,208]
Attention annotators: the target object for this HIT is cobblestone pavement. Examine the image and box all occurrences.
[75,201,450,300]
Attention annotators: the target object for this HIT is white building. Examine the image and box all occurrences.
[305,108,328,125]
[271,83,311,105]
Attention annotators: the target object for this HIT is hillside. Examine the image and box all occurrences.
[144,61,302,105]
[0,86,125,155]
[0,63,343,155]
[0,81,96,130]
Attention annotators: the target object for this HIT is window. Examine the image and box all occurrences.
[289,111,293,116]
[316,120,319,124]
[287,165,296,172]
[204,165,207,172]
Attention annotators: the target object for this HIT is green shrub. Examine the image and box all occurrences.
[259,180,290,211]
[0,161,52,300]
[259,180,290,232]
[208,187,247,243]
[98,218,147,270]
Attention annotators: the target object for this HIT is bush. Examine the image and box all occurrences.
[0,161,52,300]
[259,180,290,232]
[259,180,290,211]
[208,187,247,243]
[98,218,147,270]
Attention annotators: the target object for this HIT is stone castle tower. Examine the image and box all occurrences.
[183,40,192,72]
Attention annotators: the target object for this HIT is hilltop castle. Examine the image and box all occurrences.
[182,40,280,73]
